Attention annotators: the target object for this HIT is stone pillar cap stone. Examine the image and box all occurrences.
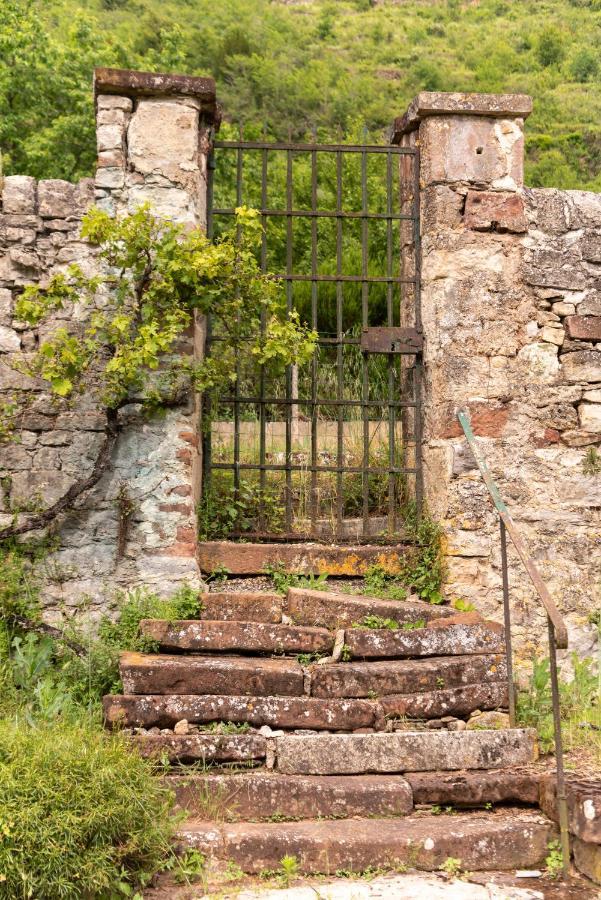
[391,91,533,143]
[94,67,217,119]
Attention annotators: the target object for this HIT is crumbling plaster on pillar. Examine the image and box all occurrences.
[0,70,216,622]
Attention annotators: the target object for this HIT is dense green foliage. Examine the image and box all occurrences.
[1,0,601,188]
[0,719,175,899]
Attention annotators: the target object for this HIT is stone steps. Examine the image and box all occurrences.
[166,772,414,820]
[285,587,454,629]
[176,810,555,873]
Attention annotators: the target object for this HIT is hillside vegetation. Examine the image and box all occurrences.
[1,0,600,188]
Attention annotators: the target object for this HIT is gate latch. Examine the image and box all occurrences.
[360,327,423,354]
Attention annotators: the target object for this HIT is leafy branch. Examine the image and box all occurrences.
[1,204,317,539]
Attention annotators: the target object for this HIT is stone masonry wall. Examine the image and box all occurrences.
[0,70,216,624]
[393,93,601,671]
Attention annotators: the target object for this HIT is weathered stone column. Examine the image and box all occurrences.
[391,93,541,639]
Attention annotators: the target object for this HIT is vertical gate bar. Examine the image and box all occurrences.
[258,145,268,531]
[547,616,571,873]
[233,137,243,502]
[201,143,216,507]
[412,148,424,521]
[386,151,396,534]
[499,518,516,726]
[336,151,344,539]
[310,147,319,532]
[285,147,294,532]
[361,148,370,538]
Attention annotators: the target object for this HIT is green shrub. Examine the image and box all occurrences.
[0,719,175,898]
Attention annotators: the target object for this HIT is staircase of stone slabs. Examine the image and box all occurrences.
[103,586,559,875]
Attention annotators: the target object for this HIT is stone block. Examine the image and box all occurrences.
[95,167,125,190]
[119,651,305,697]
[438,400,509,438]
[285,587,452,630]
[0,289,12,326]
[561,351,601,383]
[139,619,334,654]
[199,591,282,624]
[579,403,601,432]
[310,653,507,699]
[198,542,409,576]
[581,233,601,263]
[379,681,508,720]
[552,301,576,316]
[0,326,20,352]
[131,732,266,764]
[566,315,601,341]
[96,123,124,152]
[540,324,564,346]
[574,836,601,885]
[579,293,601,316]
[38,180,76,218]
[127,99,199,190]
[407,769,542,807]
[345,616,504,659]
[104,693,377,731]
[540,777,601,844]
[464,190,527,233]
[517,342,560,381]
[420,115,524,189]
[274,729,538,775]
[96,94,133,112]
[523,249,587,290]
[167,772,413,821]
[2,176,37,214]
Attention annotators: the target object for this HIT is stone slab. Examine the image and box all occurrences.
[166,772,413,820]
[565,315,601,341]
[198,542,409,576]
[464,190,527,233]
[103,693,377,730]
[345,617,504,659]
[94,67,215,106]
[200,592,282,624]
[311,654,507,699]
[139,619,334,654]
[392,91,533,140]
[379,680,509,719]
[286,587,453,630]
[274,729,538,775]
[573,836,601,885]
[119,652,304,697]
[178,810,552,873]
[406,768,542,807]
[539,776,601,843]
[132,732,267,764]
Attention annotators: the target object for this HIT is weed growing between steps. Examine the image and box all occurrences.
[517,654,601,766]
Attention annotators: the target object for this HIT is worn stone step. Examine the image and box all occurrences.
[103,693,378,730]
[345,614,504,659]
[200,592,282,624]
[406,768,542,807]
[120,652,304,696]
[286,587,453,629]
[378,680,508,719]
[177,810,554,873]
[311,653,507,699]
[139,619,334,655]
[274,729,538,775]
[198,541,409,576]
[131,732,267,764]
[166,772,413,820]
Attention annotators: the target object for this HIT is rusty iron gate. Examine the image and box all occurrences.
[202,134,422,543]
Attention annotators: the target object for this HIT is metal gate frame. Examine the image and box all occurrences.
[203,135,423,543]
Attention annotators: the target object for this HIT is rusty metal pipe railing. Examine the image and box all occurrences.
[457,409,570,874]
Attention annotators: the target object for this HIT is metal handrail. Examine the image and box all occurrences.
[457,409,571,874]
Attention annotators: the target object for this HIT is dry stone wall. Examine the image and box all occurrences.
[394,92,601,670]
[0,69,216,623]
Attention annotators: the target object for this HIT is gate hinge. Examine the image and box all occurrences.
[360,327,423,354]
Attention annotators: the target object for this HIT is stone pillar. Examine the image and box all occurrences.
[391,92,536,628]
